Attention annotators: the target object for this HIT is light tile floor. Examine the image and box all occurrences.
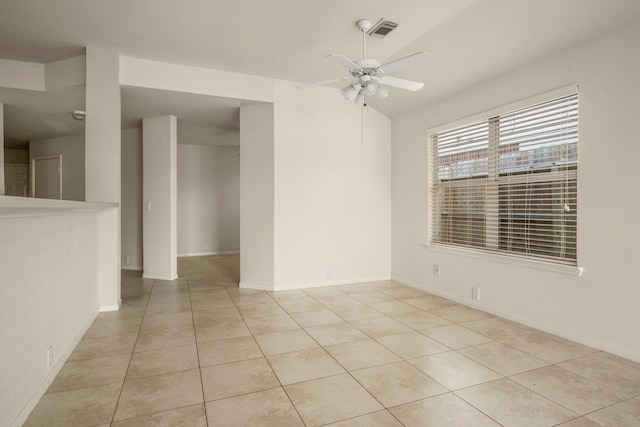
[25,255,640,426]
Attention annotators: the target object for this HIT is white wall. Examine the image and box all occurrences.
[4,148,29,165]
[271,81,391,289]
[120,56,273,103]
[142,116,177,280]
[45,55,85,90]
[85,47,121,311]
[391,22,640,361]
[240,103,275,289]
[0,59,45,91]
[29,134,85,201]
[121,128,143,269]
[177,144,240,256]
[85,48,120,204]
[0,103,4,194]
[0,211,101,427]
[178,127,238,147]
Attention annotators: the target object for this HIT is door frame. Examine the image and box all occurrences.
[31,155,62,199]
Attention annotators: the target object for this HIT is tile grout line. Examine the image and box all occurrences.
[450,388,507,427]
[109,276,154,425]
[189,278,211,427]
[235,286,309,426]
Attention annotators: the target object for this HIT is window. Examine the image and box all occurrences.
[430,93,578,266]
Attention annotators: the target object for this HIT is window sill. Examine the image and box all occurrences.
[422,243,583,276]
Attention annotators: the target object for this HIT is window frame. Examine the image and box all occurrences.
[425,86,582,275]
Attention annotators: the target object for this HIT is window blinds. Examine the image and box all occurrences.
[430,93,578,265]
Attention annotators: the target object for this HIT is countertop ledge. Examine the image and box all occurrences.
[0,196,118,219]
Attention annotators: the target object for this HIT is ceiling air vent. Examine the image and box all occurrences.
[367,19,398,38]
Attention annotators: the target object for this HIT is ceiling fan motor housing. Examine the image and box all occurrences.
[354,59,381,71]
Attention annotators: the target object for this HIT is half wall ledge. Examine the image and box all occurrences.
[0,195,118,219]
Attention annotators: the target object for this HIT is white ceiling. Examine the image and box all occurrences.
[1,85,85,147]
[2,0,640,145]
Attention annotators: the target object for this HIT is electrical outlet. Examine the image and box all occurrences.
[47,346,54,370]
[203,245,208,252]
[123,255,129,266]
[472,287,480,301]
[231,243,237,251]
[327,270,334,280]
[433,265,440,277]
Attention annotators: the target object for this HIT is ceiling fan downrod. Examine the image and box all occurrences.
[355,19,373,106]
[356,19,372,59]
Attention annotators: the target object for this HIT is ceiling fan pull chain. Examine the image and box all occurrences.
[361,105,365,146]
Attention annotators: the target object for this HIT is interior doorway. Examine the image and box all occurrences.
[4,164,29,197]
[31,156,62,199]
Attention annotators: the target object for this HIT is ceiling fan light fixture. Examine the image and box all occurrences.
[341,84,358,101]
[365,83,377,94]
[377,86,389,100]
[354,91,366,106]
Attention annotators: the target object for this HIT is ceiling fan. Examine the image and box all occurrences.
[302,19,431,106]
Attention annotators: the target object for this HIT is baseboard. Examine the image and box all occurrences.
[240,275,391,292]
[392,275,640,363]
[121,266,142,271]
[12,308,100,427]
[142,273,179,280]
[100,301,121,312]
[275,275,392,291]
[391,275,468,307]
[239,282,274,291]
[178,251,240,257]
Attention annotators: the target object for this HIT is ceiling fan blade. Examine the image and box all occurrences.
[326,54,363,71]
[296,76,351,89]
[378,75,425,91]
[379,51,431,74]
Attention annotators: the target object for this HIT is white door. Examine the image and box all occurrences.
[32,156,61,199]
[4,164,29,197]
